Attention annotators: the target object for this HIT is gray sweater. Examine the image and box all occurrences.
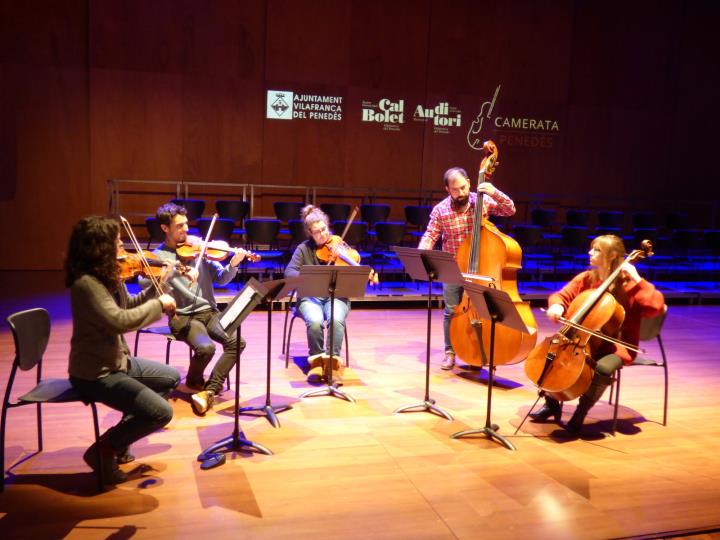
[68,275,162,380]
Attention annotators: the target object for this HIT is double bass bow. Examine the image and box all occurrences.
[449,140,538,366]
[524,240,654,402]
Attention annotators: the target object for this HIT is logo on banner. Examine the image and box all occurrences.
[267,90,294,120]
[413,101,462,134]
[266,90,343,121]
[466,84,561,150]
[361,98,405,131]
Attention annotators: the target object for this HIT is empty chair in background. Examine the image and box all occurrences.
[665,212,689,232]
[196,217,235,242]
[632,212,656,230]
[244,218,284,277]
[596,211,625,236]
[360,203,391,238]
[512,224,552,281]
[531,208,559,242]
[404,205,432,240]
[274,201,305,224]
[145,217,165,248]
[170,199,205,222]
[319,203,352,223]
[373,221,406,285]
[216,200,250,238]
[565,209,590,228]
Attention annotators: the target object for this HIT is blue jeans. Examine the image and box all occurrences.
[297,297,350,357]
[70,357,179,452]
[443,283,464,354]
[169,309,246,394]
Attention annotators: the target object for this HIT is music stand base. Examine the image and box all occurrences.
[394,400,454,421]
[452,425,516,451]
[301,383,355,403]
[239,403,293,429]
[198,429,273,461]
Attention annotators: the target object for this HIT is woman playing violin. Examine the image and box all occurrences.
[529,234,664,433]
[66,216,179,484]
[151,202,247,416]
[284,205,351,380]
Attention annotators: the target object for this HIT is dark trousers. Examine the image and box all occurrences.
[70,357,179,451]
[170,309,246,394]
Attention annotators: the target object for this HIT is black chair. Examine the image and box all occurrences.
[705,229,720,254]
[666,212,689,231]
[282,290,350,368]
[530,208,556,228]
[332,221,369,249]
[632,212,656,230]
[197,217,235,242]
[320,203,351,223]
[565,209,590,228]
[273,202,305,224]
[596,211,625,236]
[244,218,284,277]
[288,219,307,249]
[360,203,390,233]
[171,199,206,222]
[512,225,552,280]
[404,205,432,234]
[609,305,669,434]
[559,226,589,272]
[2,308,103,491]
[216,200,250,237]
[374,222,406,284]
[145,217,165,248]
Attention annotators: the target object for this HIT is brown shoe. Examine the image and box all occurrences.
[83,440,128,484]
[441,352,456,370]
[191,390,215,416]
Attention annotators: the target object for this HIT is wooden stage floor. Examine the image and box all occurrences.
[1,284,719,539]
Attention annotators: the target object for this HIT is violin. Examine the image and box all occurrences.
[117,248,189,281]
[524,240,654,402]
[176,235,261,262]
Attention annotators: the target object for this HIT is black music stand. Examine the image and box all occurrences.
[450,281,530,451]
[197,278,272,465]
[297,265,370,403]
[392,246,464,420]
[239,277,297,428]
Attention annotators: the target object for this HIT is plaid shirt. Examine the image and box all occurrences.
[419,189,515,255]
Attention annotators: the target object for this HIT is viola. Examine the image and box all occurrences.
[176,235,261,262]
[449,140,538,366]
[117,248,189,281]
[316,234,379,285]
[524,240,654,402]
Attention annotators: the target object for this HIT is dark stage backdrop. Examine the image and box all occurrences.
[1,0,718,270]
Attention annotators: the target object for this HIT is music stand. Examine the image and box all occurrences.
[296,265,369,403]
[239,277,297,428]
[392,246,464,420]
[197,278,272,465]
[450,281,530,451]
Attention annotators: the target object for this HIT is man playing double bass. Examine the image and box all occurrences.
[418,166,516,370]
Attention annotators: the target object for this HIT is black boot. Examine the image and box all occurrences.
[529,396,562,422]
[565,373,613,433]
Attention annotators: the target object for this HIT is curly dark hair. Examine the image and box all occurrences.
[156,202,187,227]
[64,216,120,290]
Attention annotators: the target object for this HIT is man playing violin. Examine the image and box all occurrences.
[152,202,246,416]
[529,234,664,434]
[418,166,516,370]
[284,205,350,381]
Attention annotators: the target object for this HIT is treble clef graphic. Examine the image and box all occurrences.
[467,84,501,150]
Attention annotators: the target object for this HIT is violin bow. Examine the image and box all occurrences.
[119,216,164,296]
[194,212,218,270]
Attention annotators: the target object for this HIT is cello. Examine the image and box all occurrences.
[449,140,538,366]
[524,240,654,402]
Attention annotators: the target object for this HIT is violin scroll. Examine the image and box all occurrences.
[479,140,499,178]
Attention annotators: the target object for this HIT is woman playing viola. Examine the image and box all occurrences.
[529,234,664,433]
[284,205,350,380]
[66,216,179,484]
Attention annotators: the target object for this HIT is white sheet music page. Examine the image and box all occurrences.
[220,286,257,330]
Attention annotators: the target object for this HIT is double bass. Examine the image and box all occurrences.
[449,141,538,366]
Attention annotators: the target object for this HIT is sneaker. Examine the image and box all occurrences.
[191,390,215,416]
[83,440,128,484]
[441,352,456,370]
[307,353,341,371]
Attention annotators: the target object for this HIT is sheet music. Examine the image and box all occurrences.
[220,286,258,330]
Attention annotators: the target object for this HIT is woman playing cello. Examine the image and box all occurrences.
[528,234,664,433]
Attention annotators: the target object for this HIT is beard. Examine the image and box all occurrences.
[450,195,470,210]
